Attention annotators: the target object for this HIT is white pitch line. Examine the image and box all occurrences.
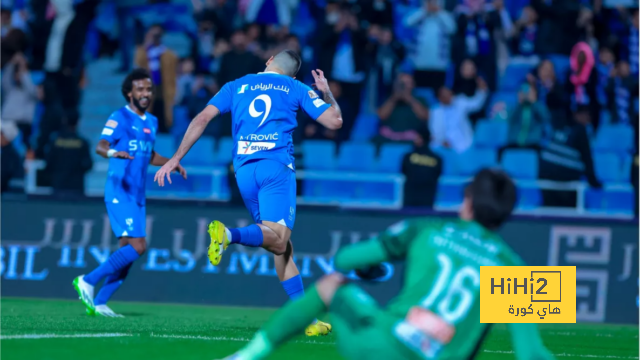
[0,333,133,340]
[3,333,637,358]
[483,350,639,359]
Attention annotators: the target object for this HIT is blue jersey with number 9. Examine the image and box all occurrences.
[208,72,331,171]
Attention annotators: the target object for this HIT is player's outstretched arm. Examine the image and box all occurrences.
[311,69,343,130]
[95,139,133,159]
[150,151,187,179]
[154,105,219,186]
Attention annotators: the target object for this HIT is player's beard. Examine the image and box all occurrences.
[132,96,151,113]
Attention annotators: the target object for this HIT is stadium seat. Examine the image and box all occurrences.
[377,143,413,172]
[301,140,336,170]
[474,120,508,148]
[547,55,571,83]
[215,137,234,165]
[500,63,533,91]
[593,152,623,182]
[337,142,376,171]
[502,149,538,179]
[181,136,216,165]
[172,106,190,138]
[456,148,497,176]
[414,88,437,106]
[154,134,175,155]
[593,125,634,153]
[431,147,457,175]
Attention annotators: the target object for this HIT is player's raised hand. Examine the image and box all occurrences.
[311,69,330,94]
[113,151,134,159]
[154,158,180,187]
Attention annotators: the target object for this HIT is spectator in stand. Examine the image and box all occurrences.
[361,0,394,28]
[606,60,639,125]
[508,5,539,64]
[114,0,148,73]
[188,75,221,138]
[194,12,216,72]
[401,126,442,209]
[318,2,367,117]
[0,11,28,68]
[217,29,263,86]
[135,24,178,133]
[531,0,580,56]
[175,57,196,107]
[43,110,93,196]
[633,150,638,216]
[365,25,406,105]
[0,121,22,193]
[376,73,429,145]
[595,46,616,107]
[192,0,237,41]
[243,0,299,28]
[452,0,502,91]
[429,77,488,153]
[621,9,639,75]
[567,41,600,129]
[528,60,569,128]
[452,58,484,126]
[539,106,601,208]
[405,0,456,91]
[1,52,40,152]
[500,82,550,159]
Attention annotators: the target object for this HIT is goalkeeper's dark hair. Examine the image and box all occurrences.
[271,49,301,77]
[465,168,517,230]
[122,68,152,102]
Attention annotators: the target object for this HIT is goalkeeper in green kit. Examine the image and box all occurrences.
[220,169,555,360]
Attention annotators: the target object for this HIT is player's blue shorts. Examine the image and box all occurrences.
[105,202,146,238]
[235,159,296,230]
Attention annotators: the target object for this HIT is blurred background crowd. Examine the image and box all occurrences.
[1,0,638,217]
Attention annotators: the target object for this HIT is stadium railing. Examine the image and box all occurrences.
[22,160,634,219]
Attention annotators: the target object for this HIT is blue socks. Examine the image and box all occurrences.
[94,263,132,305]
[228,224,264,247]
[84,245,140,286]
[281,275,305,301]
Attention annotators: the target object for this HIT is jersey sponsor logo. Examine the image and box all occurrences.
[237,141,276,155]
[102,128,114,136]
[238,84,249,94]
[308,90,318,99]
[129,140,154,154]
[250,83,290,94]
[313,98,326,107]
[393,321,443,358]
[144,128,151,134]
[240,133,279,141]
[106,120,118,128]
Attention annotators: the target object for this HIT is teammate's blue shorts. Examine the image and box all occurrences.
[235,159,296,230]
[105,202,146,238]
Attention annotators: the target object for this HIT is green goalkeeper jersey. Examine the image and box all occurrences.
[334,218,555,360]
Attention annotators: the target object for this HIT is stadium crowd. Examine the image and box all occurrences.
[1,0,639,213]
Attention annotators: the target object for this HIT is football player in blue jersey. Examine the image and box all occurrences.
[73,69,187,317]
[155,50,342,336]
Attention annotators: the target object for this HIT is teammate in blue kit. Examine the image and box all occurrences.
[73,69,187,317]
[155,50,342,336]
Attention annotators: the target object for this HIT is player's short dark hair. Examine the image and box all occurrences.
[272,49,301,77]
[122,68,152,102]
[465,169,517,230]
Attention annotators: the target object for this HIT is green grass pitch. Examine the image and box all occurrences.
[1,298,638,360]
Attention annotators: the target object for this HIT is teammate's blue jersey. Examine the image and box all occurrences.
[208,71,331,171]
[100,106,157,205]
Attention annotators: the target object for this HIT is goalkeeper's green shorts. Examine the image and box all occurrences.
[329,284,420,360]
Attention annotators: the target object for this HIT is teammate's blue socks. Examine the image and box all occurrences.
[94,263,132,305]
[281,275,305,300]
[227,224,264,247]
[84,245,140,286]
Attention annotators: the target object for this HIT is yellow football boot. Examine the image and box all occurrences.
[305,320,332,336]
[207,220,230,266]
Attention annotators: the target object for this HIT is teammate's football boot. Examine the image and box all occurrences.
[305,320,332,336]
[207,220,230,266]
[72,275,95,315]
